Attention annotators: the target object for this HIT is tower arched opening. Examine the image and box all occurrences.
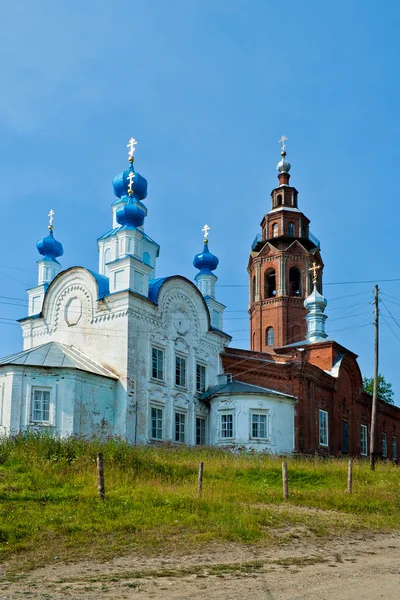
[264,269,276,298]
[289,267,302,296]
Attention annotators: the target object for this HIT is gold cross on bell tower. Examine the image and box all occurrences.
[309,261,321,285]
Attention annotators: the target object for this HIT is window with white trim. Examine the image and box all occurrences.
[175,355,187,388]
[221,413,233,438]
[392,436,397,460]
[319,409,328,447]
[196,417,206,445]
[175,412,185,443]
[361,424,368,456]
[251,413,268,439]
[151,347,164,381]
[382,432,387,458]
[31,388,51,423]
[196,364,206,393]
[151,407,163,440]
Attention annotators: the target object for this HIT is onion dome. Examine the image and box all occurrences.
[116,199,146,228]
[112,167,147,201]
[193,240,219,275]
[36,230,63,261]
[304,285,327,312]
[277,150,291,174]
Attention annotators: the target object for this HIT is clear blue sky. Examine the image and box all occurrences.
[1,1,399,401]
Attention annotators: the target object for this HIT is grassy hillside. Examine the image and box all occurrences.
[0,433,399,571]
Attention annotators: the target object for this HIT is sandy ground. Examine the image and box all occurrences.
[1,532,400,599]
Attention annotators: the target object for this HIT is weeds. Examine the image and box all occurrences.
[0,432,399,571]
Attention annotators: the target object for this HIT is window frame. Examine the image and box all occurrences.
[319,409,328,447]
[342,420,349,454]
[196,363,206,394]
[382,432,387,458]
[360,424,368,456]
[175,354,187,389]
[251,412,268,440]
[31,387,52,424]
[174,411,186,443]
[151,346,165,381]
[150,406,163,440]
[266,326,275,346]
[392,436,397,460]
[196,416,206,445]
[220,413,234,439]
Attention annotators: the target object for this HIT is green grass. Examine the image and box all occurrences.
[0,433,399,571]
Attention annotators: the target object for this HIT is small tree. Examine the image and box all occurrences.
[363,374,394,404]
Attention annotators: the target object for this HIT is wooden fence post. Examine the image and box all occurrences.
[198,461,204,498]
[282,461,288,500]
[97,452,105,501]
[347,458,353,494]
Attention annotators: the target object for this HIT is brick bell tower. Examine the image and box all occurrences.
[248,137,323,351]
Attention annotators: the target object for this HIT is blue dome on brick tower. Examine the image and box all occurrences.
[193,239,219,275]
[36,229,63,261]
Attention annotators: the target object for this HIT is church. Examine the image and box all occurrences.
[0,137,399,457]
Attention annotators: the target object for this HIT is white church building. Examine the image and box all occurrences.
[0,139,296,452]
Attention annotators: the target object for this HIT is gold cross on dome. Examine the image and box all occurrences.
[279,135,288,152]
[202,224,210,240]
[127,170,135,194]
[48,209,55,230]
[310,262,321,285]
[127,137,137,160]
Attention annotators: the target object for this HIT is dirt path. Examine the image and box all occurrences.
[1,532,400,599]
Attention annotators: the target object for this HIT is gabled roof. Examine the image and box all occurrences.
[200,380,296,401]
[0,342,118,379]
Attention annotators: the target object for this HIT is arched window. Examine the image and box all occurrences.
[264,269,276,298]
[266,327,275,346]
[104,248,112,276]
[252,332,256,350]
[292,325,301,342]
[288,222,295,237]
[289,267,302,296]
[252,276,256,302]
[277,194,283,206]
[272,223,279,238]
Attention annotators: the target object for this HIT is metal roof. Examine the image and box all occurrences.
[200,380,296,401]
[0,342,118,379]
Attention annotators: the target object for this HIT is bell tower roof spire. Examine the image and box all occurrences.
[276,135,291,185]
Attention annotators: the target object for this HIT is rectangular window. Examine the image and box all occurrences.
[196,364,206,393]
[135,271,144,293]
[151,347,164,381]
[196,417,206,445]
[114,269,125,289]
[221,414,233,438]
[31,389,51,423]
[382,433,387,458]
[252,413,268,439]
[361,424,368,456]
[151,407,163,440]
[392,436,397,460]
[319,409,328,447]
[175,412,185,443]
[175,356,187,388]
[342,420,349,453]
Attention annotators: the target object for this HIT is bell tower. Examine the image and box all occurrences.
[248,138,323,350]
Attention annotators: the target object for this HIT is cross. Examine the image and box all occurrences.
[202,224,210,240]
[309,262,321,285]
[127,170,135,194]
[279,135,288,152]
[48,209,54,229]
[127,137,137,159]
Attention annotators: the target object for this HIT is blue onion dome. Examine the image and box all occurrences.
[277,150,291,174]
[113,167,148,201]
[193,240,219,274]
[116,199,146,228]
[36,230,63,261]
